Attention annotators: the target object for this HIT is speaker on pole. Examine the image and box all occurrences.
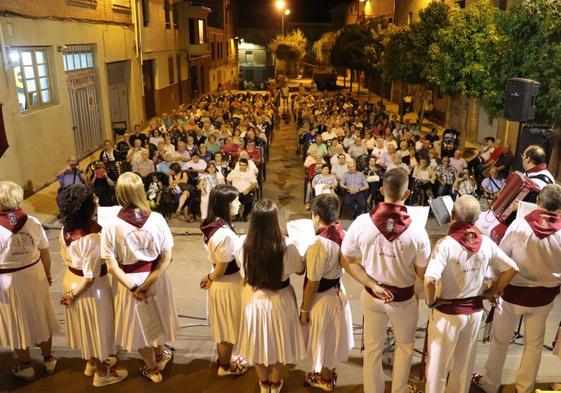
[504,78,540,122]
[513,126,556,172]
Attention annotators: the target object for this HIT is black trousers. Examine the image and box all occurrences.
[239,192,254,219]
[344,191,367,219]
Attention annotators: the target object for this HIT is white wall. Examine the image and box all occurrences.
[0,16,143,192]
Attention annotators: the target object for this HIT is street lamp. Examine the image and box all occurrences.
[275,1,290,36]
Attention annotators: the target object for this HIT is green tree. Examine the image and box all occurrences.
[429,0,504,141]
[313,30,340,65]
[269,29,308,76]
[484,0,561,128]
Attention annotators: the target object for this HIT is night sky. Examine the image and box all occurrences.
[237,0,347,28]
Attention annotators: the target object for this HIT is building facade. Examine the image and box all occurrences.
[0,0,144,193]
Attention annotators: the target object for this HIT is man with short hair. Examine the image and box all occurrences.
[126,139,146,163]
[435,156,457,197]
[227,158,257,221]
[481,167,505,196]
[183,152,207,173]
[132,149,155,177]
[424,195,518,393]
[473,184,561,393]
[342,168,431,393]
[378,144,397,170]
[330,144,351,166]
[331,154,349,181]
[450,149,467,175]
[307,135,328,157]
[339,161,369,219]
[348,137,368,159]
[128,124,147,146]
[522,145,555,200]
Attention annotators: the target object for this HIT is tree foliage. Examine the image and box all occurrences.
[330,23,375,73]
[428,0,504,99]
[484,0,561,127]
[382,24,416,84]
[313,31,340,65]
[269,29,308,63]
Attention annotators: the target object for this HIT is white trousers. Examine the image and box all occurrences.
[483,299,553,393]
[425,309,483,393]
[361,290,418,393]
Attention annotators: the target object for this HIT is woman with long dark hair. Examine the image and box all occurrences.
[101,172,178,383]
[59,185,127,386]
[236,199,306,393]
[199,185,247,376]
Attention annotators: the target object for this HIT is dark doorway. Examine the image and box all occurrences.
[176,54,183,105]
[142,60,156,120]
[190,65,199,98]
[0,105,7,159]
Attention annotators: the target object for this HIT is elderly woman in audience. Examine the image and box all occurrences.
[364,156,382,208]
[149,129,164,147]
[206,135,222,155]
[348,136,368,159]
[198,162,225,220]
[133,149,155,178]
[413,158,436,201]
[163,136,176,155]
[157,153,175,175]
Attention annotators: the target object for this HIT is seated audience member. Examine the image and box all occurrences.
[129,124,147,146]
[417,139,431,162]
[329,144,352,166]
[185,136,199,156]
[469,136,495,172]
[343,130,356,150]
[100,140,117,163]
[163,136,176,155]
[339,160,369,219]
[413,158,436,200]
[426,127,439,144]
[454,168,477,197]
[371,138,387,162]
[378,144,397,170]
[348,137,368,159]
[321,123,339,141]
[149,128,164,147]
[90,161,115,206]
[312,165,338,195]
[407,147,419,170]
[435,155,457,197]
[221,136,240,155]
[244,141,261,163]
[205,134,222,155]
[227,158,258,221]
[364,133,376,155]
[193,127,207,146]
[489,143,514,178]
[157,152,175,174]
[198,144,213,164]
[307,135,328,157]
[235,151,259,176]
[364,156,382,207]
[387,153,411,175]
[212,151,230,177]
[428,149,440,170]
[126,139,145,163]
[169,162,193,221]
[484,138,504,171]
[450,149,467,175]
[133,149,155,178]
[305,157,325,208]
[198,162,225,220]
[398,141,410,162]
[175,141,191,165]
[304,152,324,169]
[481,167,505,196]
[331,154,350,181]
[153,141,167,164]
[183,152,208,174]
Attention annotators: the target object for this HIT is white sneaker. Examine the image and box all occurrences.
[156,349,173,371]
[11,365,36,381]
[259,381,271,393]
[92,369,128,387]
[84,356,118,377]
[43,356,57,375]
[271,379,284,393]
[216,356,248,376]
[140,366,163,383]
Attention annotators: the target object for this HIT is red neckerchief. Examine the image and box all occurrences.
[316,222,345,246]
[448,222,483,253]
[63,220,102,246]
[525,209,561,239]
[117,207,151,228]
[526,163,548,174]
[200,218,228,244]
[0,208,28,234]
[370,203,412,242]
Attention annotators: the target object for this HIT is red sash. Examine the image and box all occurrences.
[200,218,229,244]
[63,220,102,246]
[316,222,345,246]
[0,259,40,274]
[117,207,151,228]
[526,163,548,174]
[447,222,482,253]
[370,203,411,242]
[119,255,160,274]
[436,296,483,315]
[502,284,560,307]
[68,264,108,277]
[0,209,28,234]
[525,209,561,239]
[366,284,415,302]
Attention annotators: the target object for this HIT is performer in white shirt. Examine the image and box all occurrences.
[300,194,354,392]
[199,185,248,377]
[424,195,518,393]
[522,145,555,200]
[473,184,561,393]
[0,181,59,381]
[341,168,431,393]
[58,185,126,387]
[101,172,178,383]
[236,200,306,393]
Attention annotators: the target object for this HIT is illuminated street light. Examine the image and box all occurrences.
[275,0,286,10]
[275,1,289,35]
[285,9,290,15]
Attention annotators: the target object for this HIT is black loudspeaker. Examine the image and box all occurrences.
[513,126,556,172]
[504,78,540,122]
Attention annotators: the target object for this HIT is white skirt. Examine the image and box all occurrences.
[200,194,210,220]
[207,272,242,344]
[114,270,178,351]
[237,283,306,366]
[0,262,60,350]
[305,286,354,371]
[63,270,115,360]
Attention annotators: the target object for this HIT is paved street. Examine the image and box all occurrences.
[1,106,560,393]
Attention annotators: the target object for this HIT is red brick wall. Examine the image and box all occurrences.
[0,0,132,25]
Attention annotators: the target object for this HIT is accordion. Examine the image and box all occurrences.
[490,171,540,223]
